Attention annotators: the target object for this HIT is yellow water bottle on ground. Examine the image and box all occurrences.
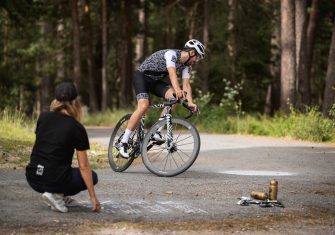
[250,191,269,200]
[269,179,278,200]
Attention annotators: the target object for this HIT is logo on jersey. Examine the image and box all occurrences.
[36,164,44,176]
[171,55,177,63]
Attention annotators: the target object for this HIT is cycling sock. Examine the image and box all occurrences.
[121,129,132,143]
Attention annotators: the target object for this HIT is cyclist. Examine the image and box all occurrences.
[120,39,205,158]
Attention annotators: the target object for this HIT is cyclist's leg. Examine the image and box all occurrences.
[127,71,150,131]
[120,71,150,157]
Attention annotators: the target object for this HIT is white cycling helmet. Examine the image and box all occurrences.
[184,39,205,59]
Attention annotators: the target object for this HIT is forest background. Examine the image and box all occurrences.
[0,0,335,143]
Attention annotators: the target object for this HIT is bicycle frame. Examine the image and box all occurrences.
[136,102,174,154]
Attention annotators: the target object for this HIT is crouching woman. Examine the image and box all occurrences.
[26,82,100,213]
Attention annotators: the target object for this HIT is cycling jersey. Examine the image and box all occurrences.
[138,49,191,80]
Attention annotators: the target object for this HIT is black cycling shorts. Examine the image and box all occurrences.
[133,71,172,100]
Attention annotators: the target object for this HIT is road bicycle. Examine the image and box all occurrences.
[107,98,200,177]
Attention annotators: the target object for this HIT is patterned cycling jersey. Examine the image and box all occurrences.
[138,49,191,80]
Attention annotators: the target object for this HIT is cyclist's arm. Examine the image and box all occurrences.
[182,78,194,104]
[167,67,184,99]
[165,50,184,99]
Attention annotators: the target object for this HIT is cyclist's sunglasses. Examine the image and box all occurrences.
[190,52,202,62]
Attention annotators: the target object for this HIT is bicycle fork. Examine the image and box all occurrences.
[166,113,174,149]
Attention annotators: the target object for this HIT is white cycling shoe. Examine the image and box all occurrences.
[119,142,130,158]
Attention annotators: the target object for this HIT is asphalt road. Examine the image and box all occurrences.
[1,127,335,234]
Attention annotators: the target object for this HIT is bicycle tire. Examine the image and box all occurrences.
[108,114,139,172]
[141,118,200,177]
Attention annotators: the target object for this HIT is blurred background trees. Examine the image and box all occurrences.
[0,0,334,118]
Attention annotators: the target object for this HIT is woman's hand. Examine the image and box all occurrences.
[90,196,101,212]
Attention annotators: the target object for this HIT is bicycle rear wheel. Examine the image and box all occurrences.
[141,118,200,177]
[108,114,140,172]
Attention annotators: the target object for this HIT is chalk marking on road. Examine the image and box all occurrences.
[129,201,171,213]
[219,170,295,176]
[158,201,209,214]
[78,200,208,215]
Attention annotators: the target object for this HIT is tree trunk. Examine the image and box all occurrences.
[40,22,53,113]
[101,0,108,111]
[71,0,82,90]
[201,0,209,93]
[264,0,280,115]
[166,4,173,47]
[295,0,309,109]
[3,11,8,66]
[187,2,199,40]
[135,0,145,69]
[227,0,237,83]
[119,0,133,108]
[280,0,296,114]
[306,0,319,104]
[84,0,98,112]
[322,21,335,118]
[56,19,65,81]
[83,1,98,112]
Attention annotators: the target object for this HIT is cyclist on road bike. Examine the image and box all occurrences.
[120,39,206,158]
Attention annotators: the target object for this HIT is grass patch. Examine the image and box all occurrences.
[195,106,335,142]
[0,109,35,169]
[82,109,132,127]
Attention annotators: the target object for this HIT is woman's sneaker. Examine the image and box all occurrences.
[63,196,80,207]
[42,192,68,213]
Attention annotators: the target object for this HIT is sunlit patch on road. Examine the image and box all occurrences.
[79,200,208,215]
[219,170,295,176]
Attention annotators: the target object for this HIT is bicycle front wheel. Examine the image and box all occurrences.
[108,114,138,172]
[141,118,200,177]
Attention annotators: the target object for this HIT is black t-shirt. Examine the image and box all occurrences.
[25,111,90,186]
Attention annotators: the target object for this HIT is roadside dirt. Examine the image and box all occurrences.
[1,206,334,234]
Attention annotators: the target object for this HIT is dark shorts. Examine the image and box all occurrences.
[133,71,172,100]
[27,168,98,196]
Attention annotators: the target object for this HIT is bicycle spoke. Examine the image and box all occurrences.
[170,152,181,168]
[177,148,193,160]
[148,148,165,162]
[163,152,169,171]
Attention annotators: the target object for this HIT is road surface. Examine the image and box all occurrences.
[0,127,334,234]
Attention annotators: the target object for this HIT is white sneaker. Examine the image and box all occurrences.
[63,196,80,207]
[119,142,129,158]
[152,131,165,142]
[42,192,68,213]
